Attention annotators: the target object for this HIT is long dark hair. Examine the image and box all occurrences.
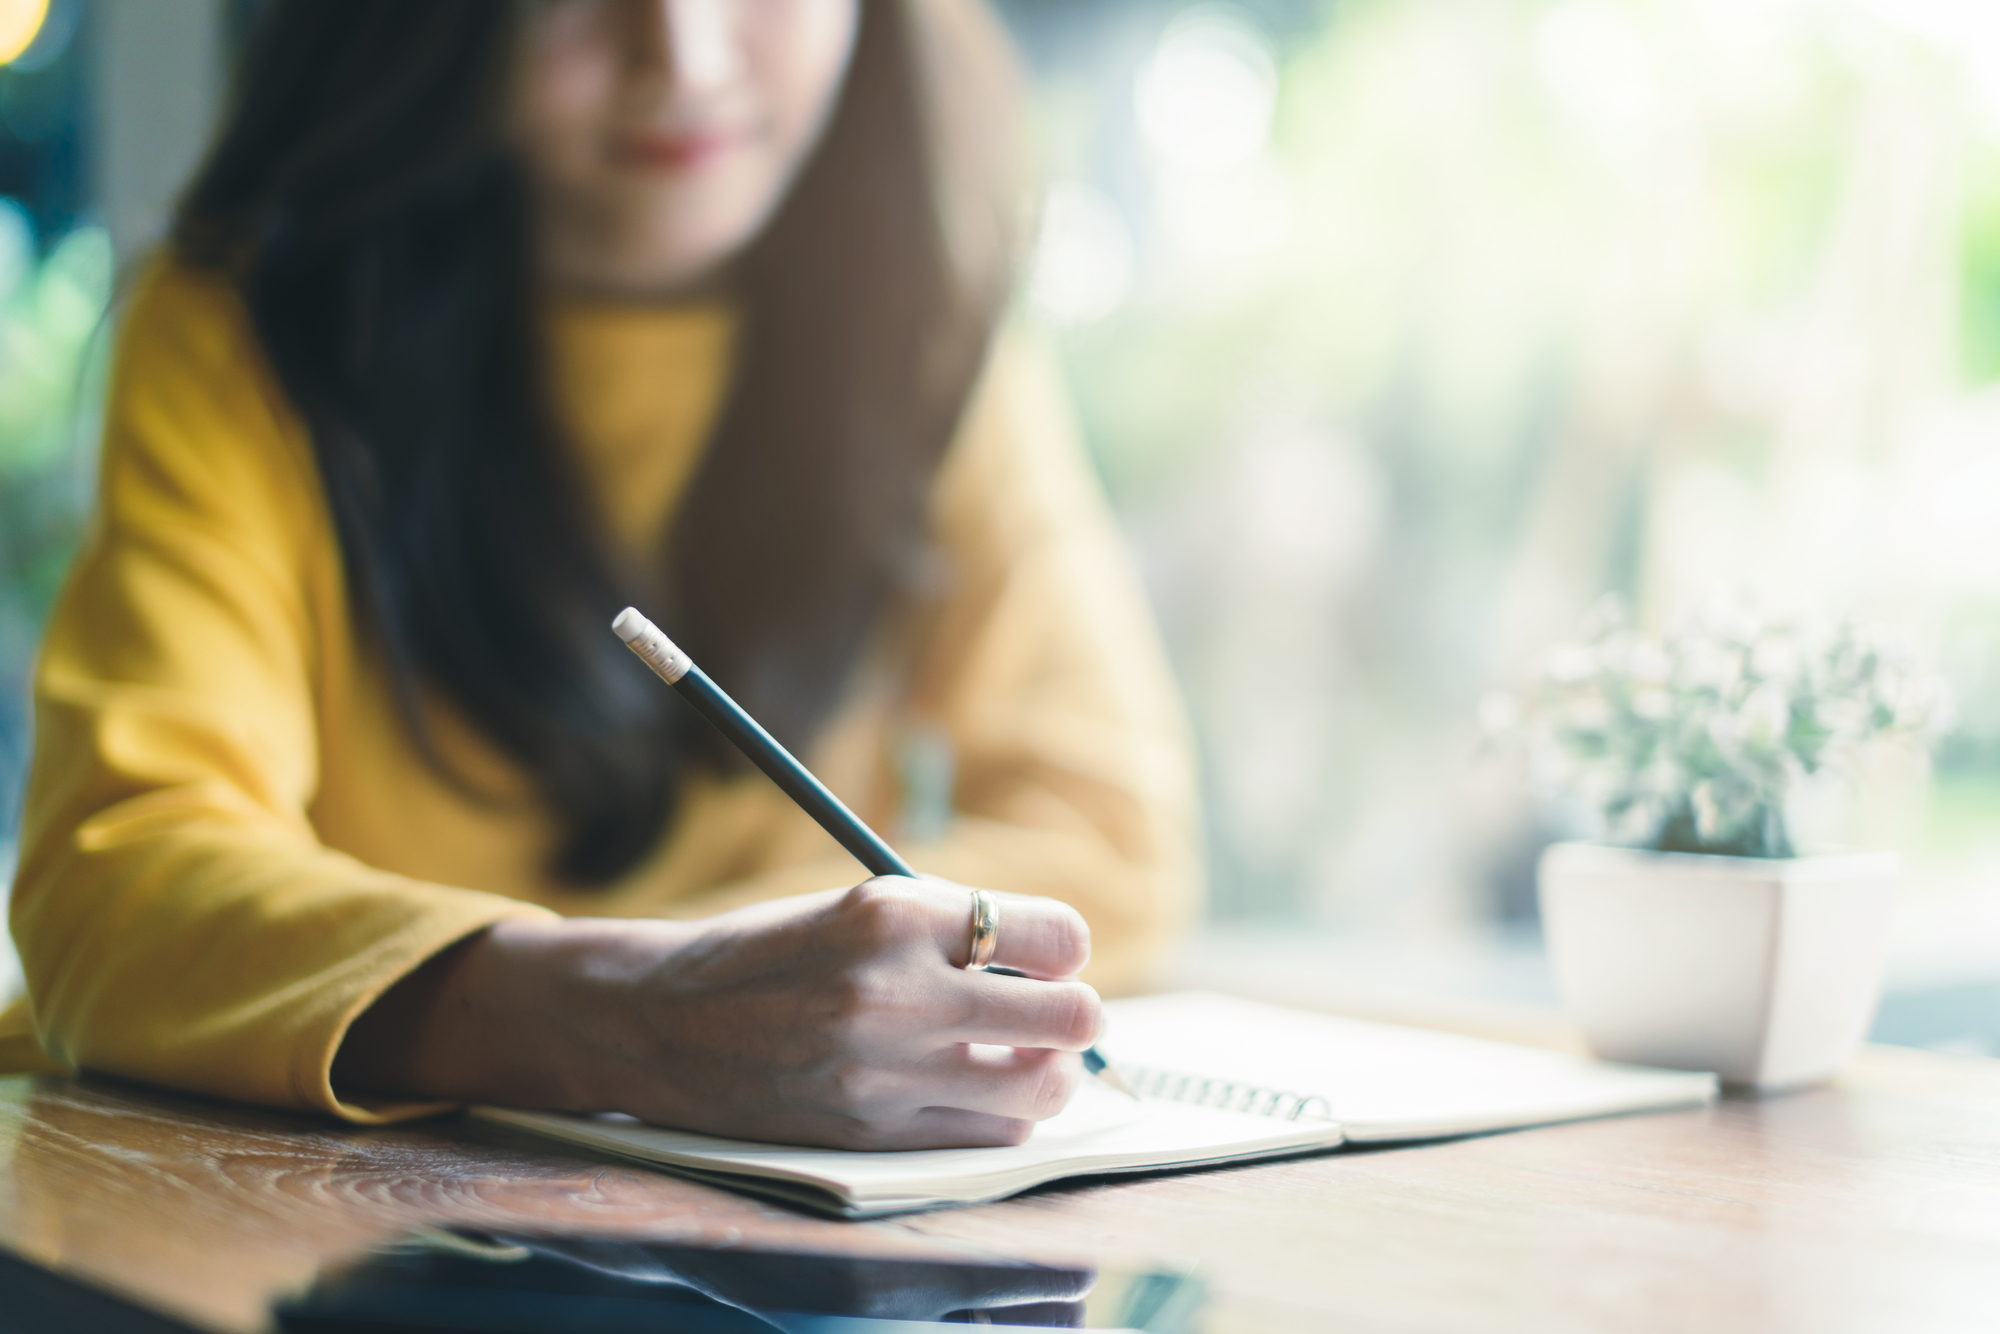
[174,0,1022,884]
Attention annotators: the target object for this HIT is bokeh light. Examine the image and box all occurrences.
[1029,180,1135,326]
[1135,6,1278,172]
[0,0,47,67]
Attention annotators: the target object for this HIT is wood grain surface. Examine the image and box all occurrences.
[4,1043,2000,1333]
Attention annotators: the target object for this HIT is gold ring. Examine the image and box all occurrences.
[966,889,999,971]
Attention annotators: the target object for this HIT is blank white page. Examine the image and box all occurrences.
[1100,992,1717,1141]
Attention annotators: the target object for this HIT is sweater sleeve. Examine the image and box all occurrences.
[7,261,552,1121]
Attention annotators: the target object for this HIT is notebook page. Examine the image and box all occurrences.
[763,1078,1342,1203]
[475,1076,1345,1215]
[1100,992,1717,1140]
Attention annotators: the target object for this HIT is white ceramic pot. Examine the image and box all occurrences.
[1537,842,1899,1090]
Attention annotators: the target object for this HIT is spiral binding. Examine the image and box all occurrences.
[1122,1065,1334,1122]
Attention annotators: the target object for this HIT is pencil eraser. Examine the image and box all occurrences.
[613,607,692,683]
[612,607,648,643]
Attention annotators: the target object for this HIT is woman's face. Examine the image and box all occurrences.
[516,0,860,295]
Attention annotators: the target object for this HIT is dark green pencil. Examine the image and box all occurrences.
[611,607,1134,1099]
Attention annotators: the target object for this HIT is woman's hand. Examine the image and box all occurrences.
[332,878,1101,1150]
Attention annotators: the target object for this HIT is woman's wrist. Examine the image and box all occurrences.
[331,915,694,1111]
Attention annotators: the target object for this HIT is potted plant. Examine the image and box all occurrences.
[1488,603,1945,1090]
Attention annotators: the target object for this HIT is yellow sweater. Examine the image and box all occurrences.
[0,260,1200,1122]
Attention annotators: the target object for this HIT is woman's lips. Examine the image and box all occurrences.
[615,128,744,170]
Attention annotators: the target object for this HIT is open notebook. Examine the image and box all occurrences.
[471,992,1717,1219]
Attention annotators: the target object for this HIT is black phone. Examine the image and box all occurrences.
[272,1227,1203,1333]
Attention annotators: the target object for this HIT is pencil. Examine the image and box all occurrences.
[612,607,1135,1100]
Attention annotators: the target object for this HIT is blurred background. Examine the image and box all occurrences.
[2,0,1997,1048]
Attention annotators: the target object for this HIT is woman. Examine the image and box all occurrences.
[0,0,1198,1150]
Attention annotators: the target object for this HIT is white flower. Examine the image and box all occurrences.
[1677,636,1741,692]
[1543,641,1598,685]
[1626,640,1670,684]
[1739,684,1789,750]
[1496,600,1945,858]
[1634,757,1683,805]
[1631,686,1672,720]
[1814,696,1867,741]
[1750,632,1804,685]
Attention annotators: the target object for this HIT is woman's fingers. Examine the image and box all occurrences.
[896,877,1091,978]
[882,1104,1038,1150]
[948,970,1101,1051]
[917,1043,1084,1122]
[983,891,1091,978]
[832,877,1099,1050]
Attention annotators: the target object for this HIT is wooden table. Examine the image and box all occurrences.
[4,1043,2000,1333]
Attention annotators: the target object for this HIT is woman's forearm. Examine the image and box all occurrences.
[330,916,687,1111]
